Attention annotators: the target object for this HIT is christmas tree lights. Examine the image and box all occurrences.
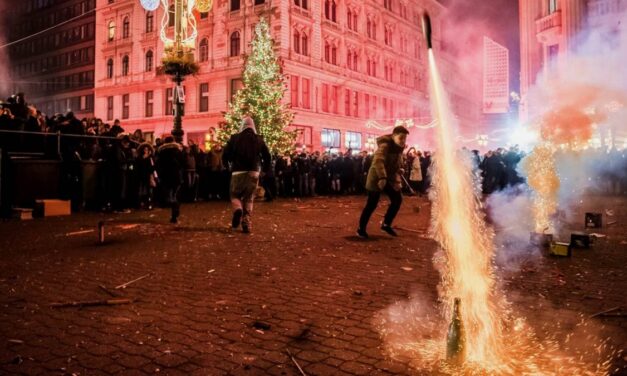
[217,18,296,154]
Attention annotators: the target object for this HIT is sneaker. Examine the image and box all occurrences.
[381,224,398,237]
[232,209,243,229]
[357,228,369,239]
[242,223,251,234]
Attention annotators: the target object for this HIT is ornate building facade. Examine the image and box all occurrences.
[94,0,481,151]
[519,0,626,121]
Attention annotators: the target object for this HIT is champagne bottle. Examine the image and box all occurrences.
[446,298,466,365]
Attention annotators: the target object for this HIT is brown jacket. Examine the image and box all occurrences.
[365,135,404,192]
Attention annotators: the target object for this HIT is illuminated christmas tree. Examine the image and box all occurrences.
[218,18,296,154]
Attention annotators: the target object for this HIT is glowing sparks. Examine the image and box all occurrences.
[376,49,615,376]
[522,143,560,233]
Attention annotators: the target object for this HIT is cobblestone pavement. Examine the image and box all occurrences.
[0,195,626,375]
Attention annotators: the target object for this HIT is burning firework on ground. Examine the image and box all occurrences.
[375,13,619,375]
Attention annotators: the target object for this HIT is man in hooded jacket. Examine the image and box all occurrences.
[222,117,271,233]
[357,126,409,238]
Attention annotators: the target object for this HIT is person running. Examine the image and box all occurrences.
[357,126,409,238]
[222,116,271,234]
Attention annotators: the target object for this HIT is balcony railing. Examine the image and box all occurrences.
[588,0,625,18]
[536,10,562,34]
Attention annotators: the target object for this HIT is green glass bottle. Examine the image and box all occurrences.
[446,298,466,365]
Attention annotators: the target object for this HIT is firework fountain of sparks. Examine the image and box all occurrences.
[375,14,619,375]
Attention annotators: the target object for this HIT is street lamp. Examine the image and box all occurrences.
[139,0,213,143]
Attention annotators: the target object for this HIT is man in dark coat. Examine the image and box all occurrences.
[156,136,184,223]
[357,126,409,238]
[222,117,271,233]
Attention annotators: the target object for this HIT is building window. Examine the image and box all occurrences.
[231,0,240,11]
[324,0,337,22]
[254,0,265,4]
[199,83,209,112]
[122,16,130,38]
[367,19,376,39]
[345,131,362,150]
[294,0,308,10]
[106,58,114,78]
[107,96,114,120]
[165,88,173,115]
[345,89,351,116]
[122,94,130,119]
[199,38,209,62]
[145,50,153,71]
[548,0,558,14]
[293,125,313,147]
[294,30,301,54]
[301,34,309,56]
[291,75,299,107]
[168,5,175,27]
[347,9,357,31]
[122,55,129,76]
[230,31,241,57]
[200,12,208,19]
[347,50,358,71]
[321,129,341,149]
[146,11,154,32]
[384,26,393,46]
[145,90,153,117]
[321,84,339,114]
[107,21,115,41]
[324,42,337,64]
[230,78,244,102]
[302,78,311,109]
[384,0,393,11]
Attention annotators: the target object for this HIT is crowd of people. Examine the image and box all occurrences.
[1,94,625,218]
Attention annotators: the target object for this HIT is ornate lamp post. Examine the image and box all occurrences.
[139,0,213,142]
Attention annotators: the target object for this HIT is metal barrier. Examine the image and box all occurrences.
[0,129,119,158]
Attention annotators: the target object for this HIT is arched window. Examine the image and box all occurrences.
[146,11,154,33]
[122,55,129,76]
[301,33,309,56]
[230,31,241,57]
[199,38,209,62]
[145,50,153,72]
[106,58,114,78]
[108,21,116,41]
[231,0,240,11]
[122,16,130,38]
[324,41,330,63]
[293,30,300,54]
[168,5,175,27]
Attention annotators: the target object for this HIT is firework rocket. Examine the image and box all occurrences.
[422,12,433,49]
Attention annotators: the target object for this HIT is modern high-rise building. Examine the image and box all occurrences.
[94,0,481,151]
[519,0,626,121]
[4,0,97,117]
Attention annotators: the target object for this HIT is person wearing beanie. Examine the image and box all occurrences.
[222,116,271,233]
[357,126,409,238]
